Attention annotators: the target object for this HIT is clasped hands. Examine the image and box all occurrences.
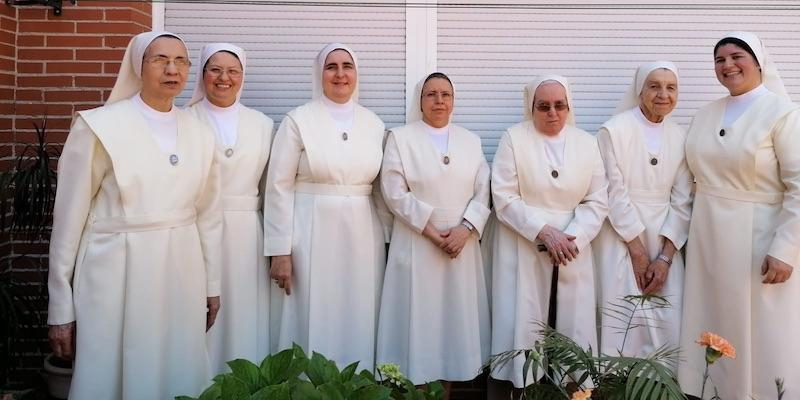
[537,224,579,266]
[422,221,472,259]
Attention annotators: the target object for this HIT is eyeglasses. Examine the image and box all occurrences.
[144,55,192,69]
[534,102,569,112]
[422,90,453,99]
[205,66,243,78]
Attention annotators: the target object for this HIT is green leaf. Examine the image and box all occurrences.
[196,382,222,400]
[227,359,261,393]
[350,385,392,400]
[317,382,347,400]
[307,352,339,386]
[219,375,250,400]
[340,361,359,382]
[260,348,294,384]
[291,380,325,400]
[251,383,291,400]
[174,396,197,400]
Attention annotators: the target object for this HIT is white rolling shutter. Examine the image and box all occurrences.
[164,0,406,126]
[437,1,800,159]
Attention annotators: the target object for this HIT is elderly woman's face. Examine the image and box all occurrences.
[322,49,357,104]
[140,37,190,101]
[638,69,678,123]
[420,77,454,128]
[203,51,243,108]
[532,82,569,136]
[714,43,761,96]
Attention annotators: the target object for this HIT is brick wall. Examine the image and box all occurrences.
[1,1,151,387]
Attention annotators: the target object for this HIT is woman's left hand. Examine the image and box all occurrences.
[206,296,221,331]
[761,255,794,284]
[439,224,472,259]
[643,259,669,294]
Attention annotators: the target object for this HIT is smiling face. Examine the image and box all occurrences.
[532,81,569,136]
[203,51,243,107]
[420,77,454,128]
[714,43,762,96]
[322,49,357,104]
[140,36,189,102]
[638,68,678,123]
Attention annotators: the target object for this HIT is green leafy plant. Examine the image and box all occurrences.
[0,116,60,389]
[486,294,685,399]
[177,344,444,400]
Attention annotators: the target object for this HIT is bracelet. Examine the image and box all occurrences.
[461,219,475,231]
[657,253,672,266]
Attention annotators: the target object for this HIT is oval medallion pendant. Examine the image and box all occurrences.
[225,148,234,158]
[650,157,658,165]
[443,155,450,165]
[342,132,348,141]
[169,154,179,166]
[551,170,559,178]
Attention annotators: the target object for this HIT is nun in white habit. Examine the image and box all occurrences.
[376,72,491,388]
[488,76,608,389]
[678,32,800,399]
[264,43,390,370]
[47,31,222,399]
[592,62,692,361]
[185,43,274,375]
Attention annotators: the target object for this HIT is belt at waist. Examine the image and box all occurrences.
[223,195,260,211]
[91,208,196,233]
[428,207,465,223]
[696,183,783,204]
[294,182,372,197]
[628,189,671,204]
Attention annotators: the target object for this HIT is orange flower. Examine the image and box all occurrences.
[696,332,736,359]
[571,389,592,400]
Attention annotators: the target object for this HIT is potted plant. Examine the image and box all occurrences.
[0,116,65,397]
[178,344,445,400]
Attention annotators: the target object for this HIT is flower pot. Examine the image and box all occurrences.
[42,353,73,399]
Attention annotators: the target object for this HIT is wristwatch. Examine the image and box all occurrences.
[461,219,475,231]
[657,253,672,266]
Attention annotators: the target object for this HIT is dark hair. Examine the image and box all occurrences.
[203,50,241,70]
[420,72,454,100]
[714,37,759,67]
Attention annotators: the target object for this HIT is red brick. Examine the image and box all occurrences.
[0,102,12,114]
[76,48,124,61]
[16,89,42,101]
[76,21,141,35]
[18,48,73,61]
[105,9,150,26]
[0,72,12,86]
[0,57,13,71]
[74,102,101,112]
[57,8,103,21]
[16,103,72,116]
[46,62,102,74]
[0,43,13,57]
[18,21,75,34]
[17,34,45,47]
[104,62,120,74]
[1,16,17,32]
[44,89,102,102]
[75,75,116,88]
[18,8,47,20]
[0,29,13,44]
[0,145,12,157]
[46,34,103,47]
[0,117,12,129]
[0,88,12,100]
[16,117,70,131]
[16,75,72,88]
[104,35,133,48]
[17,61,43,73]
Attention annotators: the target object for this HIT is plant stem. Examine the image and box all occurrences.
[700,361,710,399]
[619,296,643,353]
